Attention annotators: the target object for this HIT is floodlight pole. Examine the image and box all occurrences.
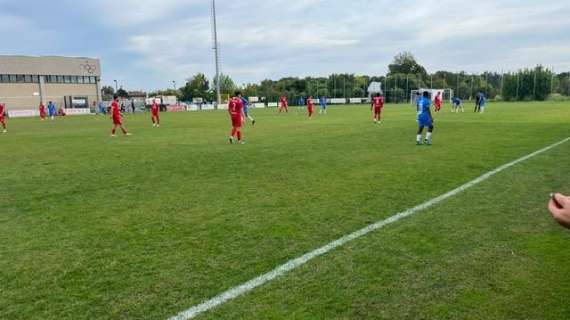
[211,0,222,106]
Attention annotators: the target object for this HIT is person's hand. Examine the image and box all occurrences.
[548,193,570,229]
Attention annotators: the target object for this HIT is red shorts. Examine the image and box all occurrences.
[231,116,242,128]
[113,116,122,125]
[152,112,159,117]
[308,106,314,113]
[374,107,382,114]
[0,116,4,122]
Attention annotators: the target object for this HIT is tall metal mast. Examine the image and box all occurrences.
[211,0,221,105]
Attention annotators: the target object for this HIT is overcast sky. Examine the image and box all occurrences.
[1,0,569,91]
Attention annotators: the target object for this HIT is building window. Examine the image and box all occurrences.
[90,76,97,84]
[71,76,77,83]
[56,75,63,83]
[78,76,84,84]
[16,75,25,83]
[9,75,16,82]
[48,75,56,83]
[32,75,39,83]
[64,76,71,83]
[0,75,7,83]
[24,75,32,83]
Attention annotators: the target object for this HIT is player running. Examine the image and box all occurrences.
[151,100,160,127]
[0,103,7,133]
[371,93,384,124]
[306,96,315,118]
[279,95,289,113]
[242,96,256,125]
[110,95,130,137]
[47,101,56,120]
[452,97,463,112]
[39,102,47,120]
[416,91,435,145]
[228,91,245,144]
[434,92,442,113]
[319,96,328,114]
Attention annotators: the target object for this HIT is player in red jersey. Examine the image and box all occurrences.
[307,96,314,118]
[39,102,47,120]
[228,91,245,144]
[151,100,160,127]
[434,92,442,113]
[371,93,384,124]
[278,95,289,113]
[110,95,130,137]
[0,103,7,133]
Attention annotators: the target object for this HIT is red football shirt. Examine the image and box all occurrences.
[373,96,384,109]
[112,101,121,117]
[307,99,313,108]
[151,103,159,115]
[0,104,5,115]
[228,98,244,118]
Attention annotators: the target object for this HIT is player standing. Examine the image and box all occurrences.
[39,102,47,120]
[479,93,486,113]
[151,100,160,127]
[371,93,384,124]
[279,95,289,113]
[47,101,56,120]
[110,95,130,137]
[434,92,442,113]
[319,96,327,114]
[416,91,435,145]
[306,96,314,118]
[0,103,7,133]
[242,96,256,125]
[228,91,245,144]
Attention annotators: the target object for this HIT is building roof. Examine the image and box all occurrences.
[0,55,101,77]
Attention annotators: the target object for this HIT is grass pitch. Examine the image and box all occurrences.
[1,102,570,319]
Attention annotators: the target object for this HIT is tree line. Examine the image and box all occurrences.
[105,52,570,103]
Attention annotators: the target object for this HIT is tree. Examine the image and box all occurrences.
[101,86,115,96]
[213,74,237,95]
[388,52,428,78]
[181,73,210,102]
[116,88,129,98]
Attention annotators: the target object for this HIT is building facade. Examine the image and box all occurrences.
[0,55,102,111]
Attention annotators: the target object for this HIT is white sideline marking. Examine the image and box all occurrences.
[169,137,570,320]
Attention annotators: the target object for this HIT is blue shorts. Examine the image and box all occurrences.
[243,106,249,115]
[418,118,433,128]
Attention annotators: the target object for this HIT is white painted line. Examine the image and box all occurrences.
[168,137,570,320]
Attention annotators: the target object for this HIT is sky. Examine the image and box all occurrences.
[0,0,569,91]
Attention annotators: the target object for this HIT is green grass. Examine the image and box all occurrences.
[1,102,569,320]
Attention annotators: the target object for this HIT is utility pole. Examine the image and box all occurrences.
[114,80,118,92]
[211,0,221,106]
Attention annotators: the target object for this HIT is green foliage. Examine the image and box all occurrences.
[180,73,210,102]
[101,86,115,96]
[502,66,554,101]
[115,88,129,98]
[388,52,428,78]
[213,73,237,95]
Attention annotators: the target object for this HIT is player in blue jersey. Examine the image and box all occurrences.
[241,96,255,126]
[452,97,463,113]
[319,96,327,114]
[47,101,57,120]
[479,93,486,113]
[416,91,435,145]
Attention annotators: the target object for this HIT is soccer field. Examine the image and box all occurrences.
[2,102,570,320]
